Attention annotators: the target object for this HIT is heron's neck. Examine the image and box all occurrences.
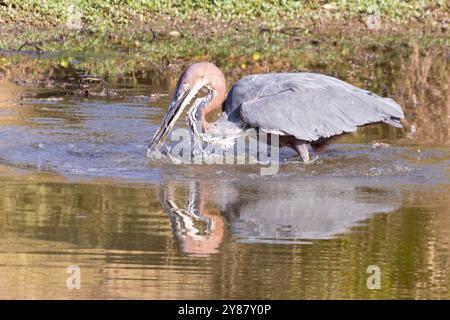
[201,87,226,131]
[188,92,221,139]
[188,94,244,148]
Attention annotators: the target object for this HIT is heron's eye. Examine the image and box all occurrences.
[199,86,209,95]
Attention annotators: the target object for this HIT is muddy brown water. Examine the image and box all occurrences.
[0,35,449,299]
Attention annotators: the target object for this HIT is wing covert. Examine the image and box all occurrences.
[237,75,404,141]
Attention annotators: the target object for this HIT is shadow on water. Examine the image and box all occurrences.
[0,30,449,299]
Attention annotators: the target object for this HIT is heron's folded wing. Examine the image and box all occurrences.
[240,86,404,142]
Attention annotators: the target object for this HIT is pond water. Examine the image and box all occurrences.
[0,32,449,299]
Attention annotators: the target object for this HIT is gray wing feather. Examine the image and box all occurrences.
[228,73,404,142]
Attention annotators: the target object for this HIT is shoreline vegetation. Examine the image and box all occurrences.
[0,0,448,30]
[0,1,447,88]
[1,1,448,58]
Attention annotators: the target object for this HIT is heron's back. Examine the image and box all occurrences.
[223,72,404,141]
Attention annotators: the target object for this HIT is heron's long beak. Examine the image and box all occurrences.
[148,80,205,152]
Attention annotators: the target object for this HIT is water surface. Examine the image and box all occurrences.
[0,33,449,299]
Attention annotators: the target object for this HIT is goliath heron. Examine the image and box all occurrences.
[148,62,404,162]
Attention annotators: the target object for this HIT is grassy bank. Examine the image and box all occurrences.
[0,0,448,30]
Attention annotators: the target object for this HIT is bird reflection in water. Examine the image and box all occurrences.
[160,181,225,255]
[159,178,400,255]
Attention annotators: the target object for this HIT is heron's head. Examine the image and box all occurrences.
[148,62,226,151]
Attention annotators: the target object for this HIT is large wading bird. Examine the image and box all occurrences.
[148,62,404,162]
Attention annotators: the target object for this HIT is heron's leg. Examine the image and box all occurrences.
[292,141,310,162]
